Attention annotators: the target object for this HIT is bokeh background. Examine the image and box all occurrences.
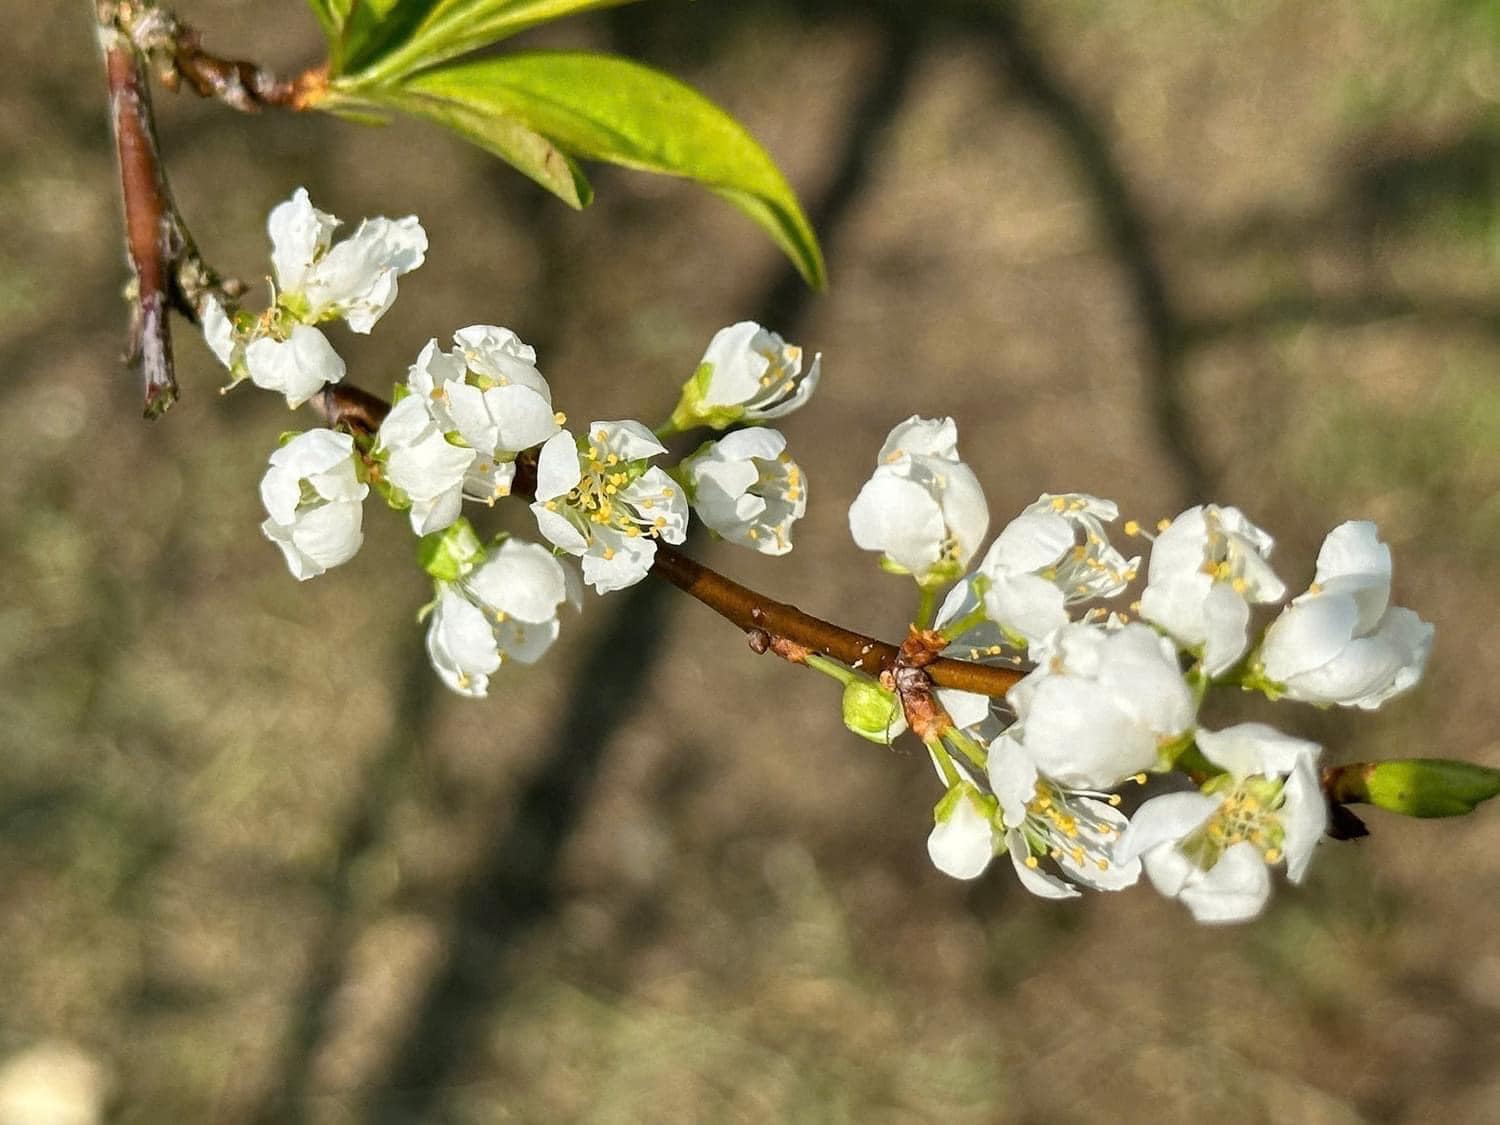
[5,0,1500,1121]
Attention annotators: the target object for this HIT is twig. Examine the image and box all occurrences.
[95,4,241,416]
[116,1,327,112]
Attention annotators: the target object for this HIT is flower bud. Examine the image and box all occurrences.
[841,679,907,745]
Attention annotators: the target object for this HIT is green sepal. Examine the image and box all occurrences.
[667,363,746,433]
[1353,759,1500,818]
[417,517,487,581]
[391,381,412,405]
[933,781,997,824]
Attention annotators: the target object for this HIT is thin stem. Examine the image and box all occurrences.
[914,585,938,630]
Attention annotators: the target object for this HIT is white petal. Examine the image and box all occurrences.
[1198,580,1253,676]
[1280,752,1327,884]
[267,187,336,293]
[245,325,346,407]
[1114,791,1218,869]
[697,321,770,408]
[530,502,588,555]
[581,531,656,594]
[591,419,666,462]
[878,415,959,463]
[937,461,990,568]
[487,385,560,453]
[987,735,1037,827]
[713,427,787,462]
[288,498,363,573]
[981,511,1074,575]
[468,539,569,623]
[848,475,945,574]
[534,431,582,501]
[200,297,238,367]
[1259,595,1360,683]
[927,790,996,880]
[1023,676,1156,788]
[1195,723,1319,781]
[1179,841,1273,924]
[1010,837,1081,899]
[983,573,1068,648]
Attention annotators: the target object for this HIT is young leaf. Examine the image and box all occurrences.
[337,0,643,85]
[380,89,593,207]
[305,0,353,39]
[393,53,827,288]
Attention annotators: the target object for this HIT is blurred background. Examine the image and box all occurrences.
[5,0,1500,1120]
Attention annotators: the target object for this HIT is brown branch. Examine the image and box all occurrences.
[115,2,327,112]
[97,5,244,417]
[312,385,1026,696]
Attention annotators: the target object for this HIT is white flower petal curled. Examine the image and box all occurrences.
[376,395,475,536]
[426,539,577,698]
[681,428,807,555]
[530,423,687,594]
[244,324,346,408]
[1007,621,1196,789]
[682,321,822,425]
[258,429,367,580]
[977,493,1137,648]
[1115,722,1325,924]
[988,732,1140,897]
[1258,521,1433,710]
[927,785,997,880]
[200,296,239,369]
[1139,505,1286,676]
[849,416,988,583]
[266,188,426,333]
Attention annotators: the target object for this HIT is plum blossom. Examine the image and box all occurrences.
[1138,505,1286,676]
[375,394,475,535]
[400,328,561,507]
[1006,621,1197,789]
[848,416,989,585]
[987,731,1140,898]
[1115,723,1325,924]
[267,187,427,332]
[678,428,806,555]
[199,189,426,408]
[1257,521,1433,709]
[668,320,821,430]
[425,538,581,698]
[259,428,367,580]
[531,422,689,594]
[977,493,1138,648]
[927,783,998,880]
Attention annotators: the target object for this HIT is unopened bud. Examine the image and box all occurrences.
[842,679,907,745]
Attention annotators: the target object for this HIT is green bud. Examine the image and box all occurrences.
[417,518,486,582]
[1346,759,1500,818]
[841,679,907,745]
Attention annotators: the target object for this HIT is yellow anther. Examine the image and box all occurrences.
[553,411,567,425]
[1157,518,1172,532]
[1025,856,1040,868]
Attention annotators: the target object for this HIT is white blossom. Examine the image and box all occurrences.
[977,493,1138,648]
[1139,504,1286,676]
[848,416,989,584]
[530,421,689,594]
[988,731,1140,898]
[375,394,475,535]
[425,539,581,698]
[669,320,821,429]
[679,428,806,555]
[406,327,561,505]
[1006,621,1197,789]
[200,296,240,370]
[243,323,346,409]
[259,428,367,580]
[927,783,998,880]
[1115,723,1325,924]
[1257,521,1433,709]
[267,187,427,333]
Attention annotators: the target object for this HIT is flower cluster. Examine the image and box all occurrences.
[210,189,1447,928]
[843,421,1432,922]
[225,190,816,691]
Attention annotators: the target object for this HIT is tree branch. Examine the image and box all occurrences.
[95,4,242,416]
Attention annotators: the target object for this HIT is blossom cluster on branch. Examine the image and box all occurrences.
[202,189,1438,926]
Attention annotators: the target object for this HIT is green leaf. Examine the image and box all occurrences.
[376,87,593,207]
[305,0,353,39]
[394,52,826,288]
[1340,759,1500,818]
[337,0,642,85]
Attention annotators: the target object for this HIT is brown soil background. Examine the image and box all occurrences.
[4,1,1500,1121]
